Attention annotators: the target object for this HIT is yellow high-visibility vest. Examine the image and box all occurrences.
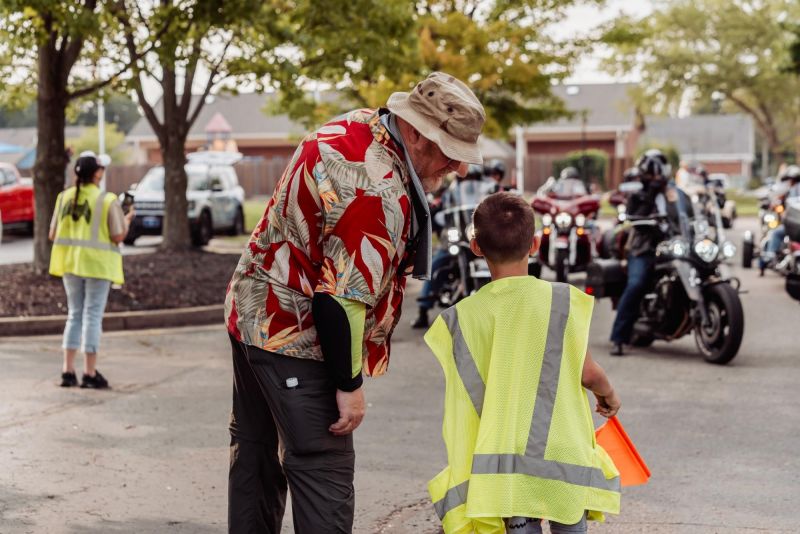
[49,184,124,285]
[425,277,620,533]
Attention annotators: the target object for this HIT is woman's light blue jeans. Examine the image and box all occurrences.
[62,274,111,354]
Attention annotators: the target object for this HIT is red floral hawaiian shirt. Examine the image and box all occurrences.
[224,108,413,376]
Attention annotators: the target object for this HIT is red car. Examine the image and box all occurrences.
[0,162,35,232]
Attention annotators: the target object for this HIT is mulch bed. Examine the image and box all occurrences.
[0,251,240,317]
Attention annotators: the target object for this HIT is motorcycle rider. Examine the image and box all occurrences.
[484,159,515,192]
[412,164,492,328]
[759,165,800,272]
[609,149,692,356]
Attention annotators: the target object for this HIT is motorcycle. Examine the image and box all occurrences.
[531,177,601,282]
[742,186,789,274]
[599,182,639,260]
[783,198,800,302]
[587,208,744,365]
[431,179,496,306]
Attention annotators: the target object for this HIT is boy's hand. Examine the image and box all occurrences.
[594,390,620,418]
[330,387,366,436]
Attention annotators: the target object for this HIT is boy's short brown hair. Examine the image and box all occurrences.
[473,192,536,263]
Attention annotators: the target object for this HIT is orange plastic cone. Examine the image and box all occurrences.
[595,416,651,487]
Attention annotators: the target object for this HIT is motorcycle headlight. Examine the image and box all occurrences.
[764,212,779,229]
[448,244,459,256]
[659,238,689,258]
[541,213,553,226]
[721,241,737,259]
[575,214,586,227]
[555,212,572,230]
[694,238,719,263]
[446,227,460,243]
[671,239,689,257]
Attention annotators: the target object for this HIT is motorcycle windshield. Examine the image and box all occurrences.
[440,180,495,229]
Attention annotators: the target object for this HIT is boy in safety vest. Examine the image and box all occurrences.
[425,192,622,534]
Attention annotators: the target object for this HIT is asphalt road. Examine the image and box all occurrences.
[0,221,798,533]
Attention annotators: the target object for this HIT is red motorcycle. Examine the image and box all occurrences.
[531,177,601,282]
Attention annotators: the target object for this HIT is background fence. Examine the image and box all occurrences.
[77,153,631,199]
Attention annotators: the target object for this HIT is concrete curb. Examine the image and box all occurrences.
[0,305,223,337]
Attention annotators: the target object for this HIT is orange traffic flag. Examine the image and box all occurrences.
[595,416,651,487]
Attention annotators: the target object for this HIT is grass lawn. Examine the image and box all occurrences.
[244,197,268,232]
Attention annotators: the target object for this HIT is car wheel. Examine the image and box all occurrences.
[228,207,245,236]
[191,210,213,247]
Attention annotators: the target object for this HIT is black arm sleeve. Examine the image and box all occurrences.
[311,292,364,392]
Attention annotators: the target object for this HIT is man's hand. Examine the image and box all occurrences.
[594,390,621,418]
[329,387,366,436]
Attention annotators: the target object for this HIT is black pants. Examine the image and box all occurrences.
[228,334,355,534]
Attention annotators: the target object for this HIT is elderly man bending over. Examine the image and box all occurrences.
[224,72,486,533]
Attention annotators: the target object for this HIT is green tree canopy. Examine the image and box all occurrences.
[0,0,135,271]
[602,0,800,162]
[276,0,593,138]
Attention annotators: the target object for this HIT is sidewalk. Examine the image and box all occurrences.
[1,270,798,533]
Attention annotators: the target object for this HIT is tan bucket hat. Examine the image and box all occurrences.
[387,72,486,165]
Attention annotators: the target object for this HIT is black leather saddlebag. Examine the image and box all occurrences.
[784,202,800,243]
[585,259,626,299]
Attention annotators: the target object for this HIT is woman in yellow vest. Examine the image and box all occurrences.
[49,152,134,389]
[425,193,621,534]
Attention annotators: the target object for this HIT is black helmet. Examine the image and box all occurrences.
[559,166,580,180]
[460,163,484,181]
[781,165,800,183]
[484,159,506,179]
[622,167,642,182]
[636,149,671,178]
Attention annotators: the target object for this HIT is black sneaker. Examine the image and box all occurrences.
[60,371,78,387]
[80,371,110,389]
[610,343,625,357]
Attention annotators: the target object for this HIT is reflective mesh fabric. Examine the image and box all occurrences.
[425,276,620,530]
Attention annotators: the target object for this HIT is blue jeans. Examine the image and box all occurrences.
[62,274,112,353]
[419,249,453,311]
[610,254,655,344]
[759,225,786,268]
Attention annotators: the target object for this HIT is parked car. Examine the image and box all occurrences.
[0,162,34,233]
[125,152,246,246]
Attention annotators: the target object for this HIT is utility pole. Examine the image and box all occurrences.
[515,125,525,194]
[98,90,106,190]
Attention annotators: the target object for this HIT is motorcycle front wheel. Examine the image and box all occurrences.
[694,282,744,365]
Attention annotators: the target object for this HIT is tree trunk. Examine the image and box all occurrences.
[31,40,69,273]
[160,129,190,251]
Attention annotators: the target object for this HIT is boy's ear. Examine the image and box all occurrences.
[529,234,540,256]
[470,238,484,257]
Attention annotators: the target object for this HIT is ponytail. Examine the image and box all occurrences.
[72,160,94,222]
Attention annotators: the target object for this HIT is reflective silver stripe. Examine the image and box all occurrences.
[90,192,111,242]
[447,282,620,495]
[54,192,120,254]
[53,237,121,253]
[526,283,571,457]
[472,453,620,492]
[441,307,485,416]
[433,480,469,520]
